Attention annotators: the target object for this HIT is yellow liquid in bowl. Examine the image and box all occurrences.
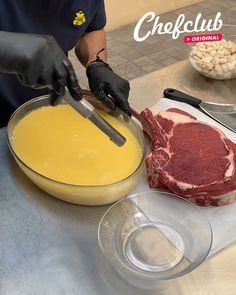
[12,105,142,186]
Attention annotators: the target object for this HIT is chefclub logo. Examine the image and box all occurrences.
[73,10,86,27]
[133,11,223,41]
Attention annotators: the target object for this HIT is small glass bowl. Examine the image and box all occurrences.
[186,24,236,80]
[98,191,212,287]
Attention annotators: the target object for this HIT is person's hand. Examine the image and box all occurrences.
[0,31,82,103]
[86,62,131,116]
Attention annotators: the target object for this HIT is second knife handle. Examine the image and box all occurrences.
[163,88,202,107]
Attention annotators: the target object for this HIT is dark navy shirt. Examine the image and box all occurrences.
[0,0,106,127]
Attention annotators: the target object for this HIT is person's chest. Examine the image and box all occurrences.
[0,0,99,51]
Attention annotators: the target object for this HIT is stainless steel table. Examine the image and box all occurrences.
[129,60,236,111]
[0,60,236,294]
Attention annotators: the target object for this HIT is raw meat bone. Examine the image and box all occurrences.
[132,107,236,206]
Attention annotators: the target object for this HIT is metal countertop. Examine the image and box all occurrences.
[0,60,236,294]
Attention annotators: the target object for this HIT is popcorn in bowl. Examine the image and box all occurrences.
[189,39,236,80]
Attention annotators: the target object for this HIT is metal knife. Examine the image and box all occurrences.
[163,88,236,133]
[63,89,126,147]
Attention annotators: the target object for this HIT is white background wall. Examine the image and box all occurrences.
[105,0,203,30]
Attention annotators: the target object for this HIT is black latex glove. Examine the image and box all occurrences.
[0,31,82,103]
[86,62,131,116]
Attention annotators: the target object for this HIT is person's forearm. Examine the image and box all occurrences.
[75,29,107,68]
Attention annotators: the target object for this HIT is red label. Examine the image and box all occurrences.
[184,33,222,43]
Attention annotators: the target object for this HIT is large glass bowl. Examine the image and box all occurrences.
[186,24,236,80]
[98,191,213,287]
[7,93,146,206]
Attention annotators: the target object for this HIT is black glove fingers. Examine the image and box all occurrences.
[50,67,67,106]
[63,60,82,101]
[104,82,131,116]
[50,80,66,106]
[86,62,131,115]
[96,84,116,110]
[0,33,73,92]
[37,63,55,88]
[50,81,66,106]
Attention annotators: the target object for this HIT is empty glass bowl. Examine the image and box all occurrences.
[98,191,213,287]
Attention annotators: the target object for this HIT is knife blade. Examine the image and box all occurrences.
[63,89,126,147]
[163,88,236,133]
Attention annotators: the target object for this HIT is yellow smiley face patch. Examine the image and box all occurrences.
[73,10,86,27]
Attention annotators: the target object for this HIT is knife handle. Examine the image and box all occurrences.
[163,88,202,107]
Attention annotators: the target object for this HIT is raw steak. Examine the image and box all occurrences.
[133,107,236,206]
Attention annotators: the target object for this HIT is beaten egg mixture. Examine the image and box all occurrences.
[12,105,142,186]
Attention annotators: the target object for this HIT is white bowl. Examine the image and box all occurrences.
[186,24,236,80]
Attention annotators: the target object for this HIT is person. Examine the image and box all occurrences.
[0,0,131,128]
